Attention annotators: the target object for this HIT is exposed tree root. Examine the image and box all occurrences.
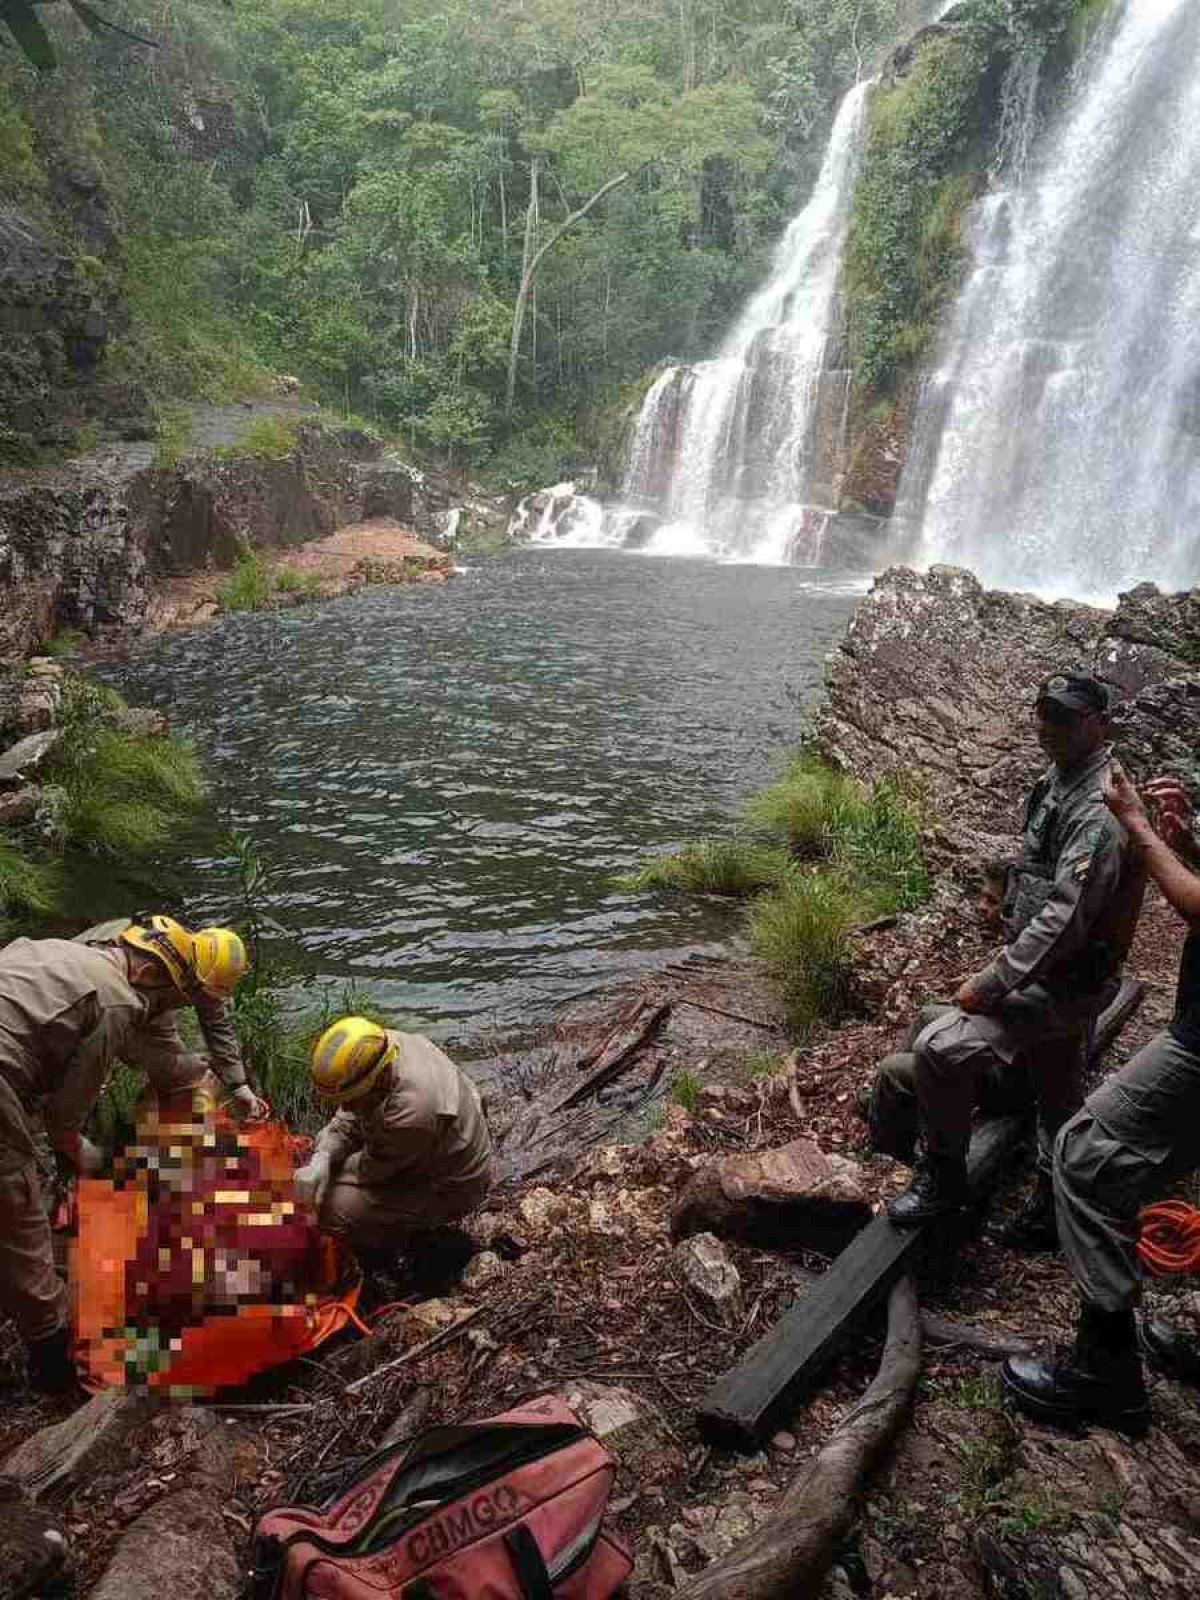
[676,1275,922,1599]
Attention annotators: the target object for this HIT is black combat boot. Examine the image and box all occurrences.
[1002,1303,1150,1436]
[1138,1315,1200,1386]
[988,1171,1058,1253]
[886,1154,969,1225]
[25,1328,81,1395]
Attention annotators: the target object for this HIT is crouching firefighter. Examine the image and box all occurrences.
[0,916,258,1392]
[293,1017,494,1271]
[884,672,1145,1236]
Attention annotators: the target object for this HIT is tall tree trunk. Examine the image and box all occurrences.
[505,166,632,415]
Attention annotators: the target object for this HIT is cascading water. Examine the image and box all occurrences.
[906,0,1200,600]
[616,81,872,564]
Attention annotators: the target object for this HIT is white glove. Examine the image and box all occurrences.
[228,1085,269,1122]
[294,1151,333,1212]
[77,1136,105,1177]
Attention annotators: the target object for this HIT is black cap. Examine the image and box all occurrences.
[1036,671,1110,716]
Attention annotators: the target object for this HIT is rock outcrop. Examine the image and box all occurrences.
[815,565,1200,852]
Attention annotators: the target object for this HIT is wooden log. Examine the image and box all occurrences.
[1,1390,153,1500]
[547,1000,670,1115]
[677,1276,921,1600]
[697,1116,1022,1451]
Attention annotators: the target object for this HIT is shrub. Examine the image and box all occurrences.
[747,868,862,1037]
[213,414,300,460]
[671,1068,704,1112]
[0,837,62,938]
[742,753,862,856]
[151,402,194,471]
[273,564,322,598]
[619,839,790,897]
[216,548,274,612]
[47,677,208,859]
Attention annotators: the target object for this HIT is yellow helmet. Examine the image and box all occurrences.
[119,915,199,994]
[310,1016,396,1104]
[191,926,248,999]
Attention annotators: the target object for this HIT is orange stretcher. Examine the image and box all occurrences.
[71,1096,364,1396]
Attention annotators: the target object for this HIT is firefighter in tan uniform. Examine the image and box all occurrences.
[294,1017,494,1259]
[0,916,259,1391]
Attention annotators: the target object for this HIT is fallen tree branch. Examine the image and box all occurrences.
[676,995,780,1031]
[676,1275,922,1599]
[343,1304,487,1395]
[548,1000,669,1114]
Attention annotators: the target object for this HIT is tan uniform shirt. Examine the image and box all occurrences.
[314,1031,492,1197]
[0,938,193,1157]
[76,917,247,1090]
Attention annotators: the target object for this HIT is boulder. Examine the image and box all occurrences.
[0,1479,70,1597]
[356,457,418,523]
[0,785,39,825]
[558,1381,684,1484]
[0,727,61,788]
[111,705,169,739]
[814,566,1200,852]
[675,1233,743,1328]
[89,1487,239,1600]
[671,1138,872,1254]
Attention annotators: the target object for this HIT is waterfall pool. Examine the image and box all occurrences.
[103,550,864,1046]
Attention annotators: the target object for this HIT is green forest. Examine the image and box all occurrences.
[0,0,1104,481]
[0,0,940,479]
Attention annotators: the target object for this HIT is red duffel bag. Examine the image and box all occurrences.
[250,1394,633,1598]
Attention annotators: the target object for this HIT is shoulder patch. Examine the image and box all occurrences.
[1072,854,1093,880]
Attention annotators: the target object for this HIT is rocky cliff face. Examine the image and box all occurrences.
[815,565,1200,854]
[0,425,471,658]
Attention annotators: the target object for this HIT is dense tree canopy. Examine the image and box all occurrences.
[1,0,931,478]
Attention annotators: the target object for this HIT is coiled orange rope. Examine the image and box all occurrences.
[1137,1200,1200,1274]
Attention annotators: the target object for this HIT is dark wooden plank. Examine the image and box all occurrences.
[696,1116,1023,1452]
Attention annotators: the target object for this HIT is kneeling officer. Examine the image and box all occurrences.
[294,1017,494,1261]
[0,915,259,1392]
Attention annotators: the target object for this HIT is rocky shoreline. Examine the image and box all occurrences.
[0,415,511,657]
[4,565,1200,1598]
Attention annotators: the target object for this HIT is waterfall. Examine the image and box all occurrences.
[615,81,873,564]
[906,0,1200,600]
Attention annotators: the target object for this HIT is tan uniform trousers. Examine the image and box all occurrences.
[320,1160,495,1253]
[0,1084,65,1343]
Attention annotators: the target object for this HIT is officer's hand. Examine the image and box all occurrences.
[1103,763,1148,829]
[228,1085,269,1123]
[955,977,987,1014]
[294,1152,333,1212]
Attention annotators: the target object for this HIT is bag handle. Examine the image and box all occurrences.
[504,1524,556,1599]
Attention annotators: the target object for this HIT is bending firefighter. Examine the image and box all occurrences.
[1005,766,1200,1434]
[294,1018,494,1267]
[0,915,258,1391]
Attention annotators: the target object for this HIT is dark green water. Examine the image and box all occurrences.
[105,550,863,1044]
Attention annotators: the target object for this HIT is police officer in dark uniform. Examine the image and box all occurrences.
[1004,764,1200,1434]
[882,671,1145,1230]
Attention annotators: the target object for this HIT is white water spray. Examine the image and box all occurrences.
[907,0,1200,598]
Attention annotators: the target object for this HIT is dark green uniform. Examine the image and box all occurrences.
[871,745,1144,1168]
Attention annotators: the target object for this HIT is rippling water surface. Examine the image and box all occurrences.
[106,550,862,1043]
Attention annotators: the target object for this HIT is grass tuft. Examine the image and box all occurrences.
[747,868,862,1037]
[216,548,274,613]
[671,1068,704,1113]
[619,838,790,897]
[742,752,862,856]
